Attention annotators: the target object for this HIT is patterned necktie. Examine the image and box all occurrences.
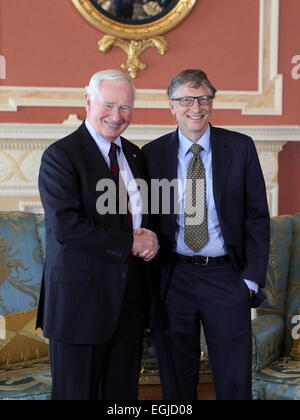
[108,143,133,232]
[184,143,208,252]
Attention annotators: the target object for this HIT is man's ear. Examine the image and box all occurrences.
[169,100,176,117]
[85,93,91,112]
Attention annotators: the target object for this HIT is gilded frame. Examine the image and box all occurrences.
[72,0,197,40]
[71,0,197,77]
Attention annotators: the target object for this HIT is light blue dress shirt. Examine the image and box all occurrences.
[85,119,142,231]
[175,126,257,293]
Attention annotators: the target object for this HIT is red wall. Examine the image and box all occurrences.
[0,0,300,212]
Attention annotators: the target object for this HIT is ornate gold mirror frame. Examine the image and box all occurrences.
[72,0,197,78]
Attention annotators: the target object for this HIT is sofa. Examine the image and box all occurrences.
[0,211,299,400]
[0,212,50,400]
[252,214,300,400]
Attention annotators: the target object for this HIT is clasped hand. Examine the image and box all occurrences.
[132,228,159,262]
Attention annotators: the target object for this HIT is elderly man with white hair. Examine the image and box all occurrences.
[37,70,158,400]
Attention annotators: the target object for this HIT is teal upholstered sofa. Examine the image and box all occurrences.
[0,212,50,400]
[252,214,300,400]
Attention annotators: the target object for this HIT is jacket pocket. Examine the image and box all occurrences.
[51,267,92,287]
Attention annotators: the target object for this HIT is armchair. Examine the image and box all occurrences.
[0,211,51,400]
[252,214,300,400]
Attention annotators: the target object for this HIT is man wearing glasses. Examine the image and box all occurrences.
[141,69,270,400]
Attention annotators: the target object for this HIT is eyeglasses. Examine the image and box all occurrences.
[171,95,214,107]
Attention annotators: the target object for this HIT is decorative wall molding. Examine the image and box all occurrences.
[0,121,299,145]
[19,201,44,213]
[0,121,298,215]
[266,184,279,219]
[0,0,282,116]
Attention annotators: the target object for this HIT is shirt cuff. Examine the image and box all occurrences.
[243,279,258,294]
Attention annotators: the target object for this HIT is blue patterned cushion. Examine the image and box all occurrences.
[284,214,300,354]
[35,215,45,263]
[253,357,300,400]
[252,214,300,400]
[252,315,285,371]
[258,216,293,316]
[0,212,44,315]
[0,362,51,400]
[0,212,48,374]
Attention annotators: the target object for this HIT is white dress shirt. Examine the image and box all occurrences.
[175,126,257,293]
[175,125,226,257]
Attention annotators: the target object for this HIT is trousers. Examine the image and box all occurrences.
[50,261,146,400]
[153,258,252,400]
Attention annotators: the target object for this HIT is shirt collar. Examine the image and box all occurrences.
[178,125,211,156]
[85,119,122,156]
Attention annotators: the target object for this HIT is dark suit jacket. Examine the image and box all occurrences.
[141,126,270,311]
[36,123,148,344]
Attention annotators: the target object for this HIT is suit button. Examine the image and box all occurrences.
[122,272,127,279]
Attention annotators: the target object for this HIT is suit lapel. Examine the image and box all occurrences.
[159,130,179,182]
[159,130,179,231]
[121,137,140,180]
[121,137,149,227]
[77,123,112,180]
[210,126,233,213]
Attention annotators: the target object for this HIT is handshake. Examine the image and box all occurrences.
[132,228,159,262]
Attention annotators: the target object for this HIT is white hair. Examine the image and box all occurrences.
[85,70,136,101]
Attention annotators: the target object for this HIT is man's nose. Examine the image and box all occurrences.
[110,107,122,121]
[190,98,203,112]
